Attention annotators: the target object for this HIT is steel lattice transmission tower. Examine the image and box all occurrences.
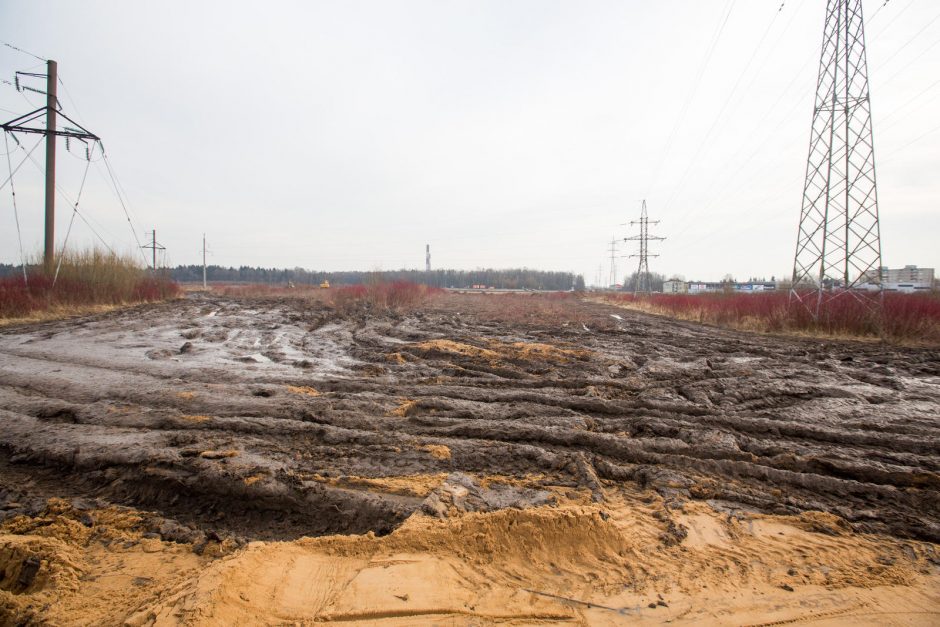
[791,0,882,314]
[625,200,665,296]
[607,237,618,288]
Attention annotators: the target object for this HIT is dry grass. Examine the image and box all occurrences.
[0,303,128,328]
[0,249,179,320]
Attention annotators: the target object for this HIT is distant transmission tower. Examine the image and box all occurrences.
[625,200,665,295]
[425,244,431,273]
[607,237,618,288]
[791,0,882,315]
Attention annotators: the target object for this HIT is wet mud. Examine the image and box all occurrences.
[0,293,938,546]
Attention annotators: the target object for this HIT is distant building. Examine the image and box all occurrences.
[671,281,778,294]
[687,282,722,294]
[662,280,688,294]
[878,265,935,292]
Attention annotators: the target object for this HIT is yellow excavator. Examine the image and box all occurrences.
[319,279,330,289]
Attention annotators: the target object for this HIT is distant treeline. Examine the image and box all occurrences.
[0,263,584,290]
[172,266,584,290]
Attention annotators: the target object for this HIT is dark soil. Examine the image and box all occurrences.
[1,293,938,543]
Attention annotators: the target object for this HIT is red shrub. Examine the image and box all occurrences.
[0,272,179,319]
[607,290,940,343]
[330,281,437,311]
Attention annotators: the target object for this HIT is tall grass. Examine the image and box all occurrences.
[605,291,940,344]
[0,249,179,319]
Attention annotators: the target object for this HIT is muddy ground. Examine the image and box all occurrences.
[0,293,939,622]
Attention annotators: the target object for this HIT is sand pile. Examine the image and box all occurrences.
[132,487,939,626]
[0,498,214,625]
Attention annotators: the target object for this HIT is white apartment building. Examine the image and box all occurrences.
[878,265,935,292]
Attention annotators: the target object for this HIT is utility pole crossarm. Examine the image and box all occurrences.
[1,107,100,141]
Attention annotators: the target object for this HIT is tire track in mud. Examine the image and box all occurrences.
[0,293,938,543]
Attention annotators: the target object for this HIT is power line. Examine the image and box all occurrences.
[0,134,42,192]
[14,135,117,254]
[878,77,940,131]
[666,0,905,245]
[100,150,149,266]
[52,156,92,285]
[878,32,940,85]
[661,1,787,218]
[879,120,940,163]
[644,0,737,199]
[1,42,46,62]
[872,7,940,71]
[869,0,916,41]
[4,131,29,283]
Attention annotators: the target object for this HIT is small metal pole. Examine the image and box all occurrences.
[203,233,207,289]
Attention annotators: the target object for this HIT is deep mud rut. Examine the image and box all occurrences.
[1,293,938,547]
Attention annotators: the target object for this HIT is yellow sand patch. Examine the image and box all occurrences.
[199,449,239,460]
[308,473,448,498]
[243,474,265,487]
[180,414,210,423]
[413,339,498,359]
[105,404,136,414]
[390,399,419,417]
[176,391,196,400]
[411,338,590,364]
[143,494,940,626]
[286,385,321,397]
[386,352,407,364]
[418,444,452,460]
[502,341,591,361]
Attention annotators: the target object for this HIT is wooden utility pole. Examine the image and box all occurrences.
[44,60,57,272]
[141,230,165,271]
[202,233,207,289]
[2,59,99,273]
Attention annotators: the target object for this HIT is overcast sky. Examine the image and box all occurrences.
[1,0,937,284]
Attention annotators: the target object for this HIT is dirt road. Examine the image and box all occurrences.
[1,293,938,623]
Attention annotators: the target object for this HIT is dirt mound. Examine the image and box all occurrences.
[142,495,939,625]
